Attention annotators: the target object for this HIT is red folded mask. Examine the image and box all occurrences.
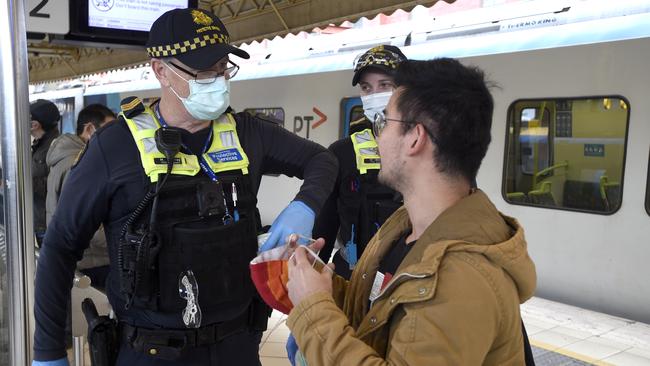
[250,238,329,314]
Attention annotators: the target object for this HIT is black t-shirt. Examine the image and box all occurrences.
[378,231,416,285]
[179,126,212,155]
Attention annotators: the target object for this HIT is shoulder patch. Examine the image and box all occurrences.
[120,96,145,118]
[71,143,88,169]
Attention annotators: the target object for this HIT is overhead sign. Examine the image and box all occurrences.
[26,0,70,35]
[89,0,189,32]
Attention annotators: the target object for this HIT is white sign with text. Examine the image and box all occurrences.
[25,0,70,35]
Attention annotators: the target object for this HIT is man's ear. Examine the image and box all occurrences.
[83,122,96,137]
[407,124,430,156]
[151,59,170,87]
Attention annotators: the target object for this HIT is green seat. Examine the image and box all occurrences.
[506,192,529,204]
[528,181,556,206]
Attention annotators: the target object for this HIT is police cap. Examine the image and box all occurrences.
[146,8,250,70]
[352,45,407,86]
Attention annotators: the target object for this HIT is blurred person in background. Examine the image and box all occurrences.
[46,103,116,288]
[30,99,61,246]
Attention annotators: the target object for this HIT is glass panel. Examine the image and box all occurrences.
[52,97,76,134]
[646,149,650,216]
[503,97,629,214]
[0,161,8,362]
[519,106,551,174]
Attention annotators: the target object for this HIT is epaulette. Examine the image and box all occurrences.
[120,96,145,118]
[349,117,372,135]
[71,143,88,169]
[350,117,368,128]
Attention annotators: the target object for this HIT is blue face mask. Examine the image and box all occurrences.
[167,64,230,121]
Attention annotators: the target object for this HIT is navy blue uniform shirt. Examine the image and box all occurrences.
[33,110,337,361]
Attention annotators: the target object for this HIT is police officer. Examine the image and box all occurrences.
[32,8,336,366]
[313,45,406,279]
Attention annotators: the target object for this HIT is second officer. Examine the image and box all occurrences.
[32,8,337,366]
[313,45,406,279]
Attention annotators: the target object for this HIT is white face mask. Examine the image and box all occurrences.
[361,91,393,123]
[166,64,230,121]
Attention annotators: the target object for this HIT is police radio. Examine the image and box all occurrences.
[154,127,182,172]
[118,127,183,309]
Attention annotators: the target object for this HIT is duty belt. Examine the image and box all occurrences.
[120,308,250,360]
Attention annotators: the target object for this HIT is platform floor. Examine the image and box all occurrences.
[259,296,650,366]
[67,296,650,365]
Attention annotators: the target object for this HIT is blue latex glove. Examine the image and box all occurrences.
[32,358,69,366]
[286,333,299,366]
[260,201,315,252]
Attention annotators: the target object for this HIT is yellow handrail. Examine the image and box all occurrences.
[533,161,568,188]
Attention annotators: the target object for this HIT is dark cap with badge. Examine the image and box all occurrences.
[352,45,407,86]
[146,8,250,70]
[30,99,61,130]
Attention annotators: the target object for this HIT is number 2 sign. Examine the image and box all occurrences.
[26,0,70,35]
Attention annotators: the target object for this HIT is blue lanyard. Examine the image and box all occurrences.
[155,105,219,183]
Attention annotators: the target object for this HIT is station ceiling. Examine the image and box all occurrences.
[27,0,454,83]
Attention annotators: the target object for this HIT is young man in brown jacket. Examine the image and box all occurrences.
[286,58,537,365]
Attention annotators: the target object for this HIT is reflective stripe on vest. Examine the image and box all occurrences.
[122,105,249,182]
[351,128,381,174]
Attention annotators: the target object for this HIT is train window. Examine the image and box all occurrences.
[243,108,285,128]
[52,98,76,134]
[340,97,363,137]
[646,149,650,216]
[503,97,629,214]
[519,107,551,175]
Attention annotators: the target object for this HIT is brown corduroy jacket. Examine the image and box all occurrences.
[287,190,537,365]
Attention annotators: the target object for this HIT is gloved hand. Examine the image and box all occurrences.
[260,201,315,252]
[32,357,69,366]
[286,333,299,366]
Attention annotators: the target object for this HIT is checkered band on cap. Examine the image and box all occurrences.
[146,33,230,58]
[355,56,399,71]
[354,51,401,73]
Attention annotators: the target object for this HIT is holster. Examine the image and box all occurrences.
[82,298,118,366]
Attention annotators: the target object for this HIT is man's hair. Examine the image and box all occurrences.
[394,58,495,182]
[76,104,116,136]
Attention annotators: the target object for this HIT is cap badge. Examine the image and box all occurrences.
[192,10,213,26]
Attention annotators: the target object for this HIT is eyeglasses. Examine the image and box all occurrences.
[373,112,438,144]
[168,60,239,83]
[373,112,414,137]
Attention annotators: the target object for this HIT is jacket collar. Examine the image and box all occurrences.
[367,190,523,290]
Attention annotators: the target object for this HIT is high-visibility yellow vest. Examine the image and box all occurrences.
[350,128,381,174]
[121,100,249,183]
